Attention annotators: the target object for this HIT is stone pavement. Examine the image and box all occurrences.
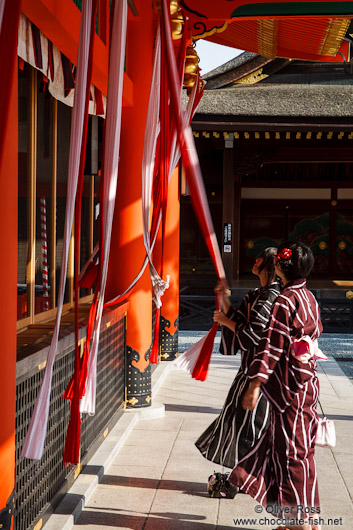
[44,332,353,530]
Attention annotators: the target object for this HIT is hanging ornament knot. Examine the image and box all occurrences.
[152,274,170,308]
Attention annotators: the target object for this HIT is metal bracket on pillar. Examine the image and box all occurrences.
[0,490,15,530]
[160,316,179,361]
[125,345,152,408]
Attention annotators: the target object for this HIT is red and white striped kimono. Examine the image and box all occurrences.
[228,278,323,521]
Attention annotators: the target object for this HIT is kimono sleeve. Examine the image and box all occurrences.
[219,293,249,355]
[236,287,279,352]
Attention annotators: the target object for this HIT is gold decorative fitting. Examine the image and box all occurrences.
[234,68,268,85]
[319,241,327,250]
[185,45,199,74]
[193,21,228,41]
[188,78,204,97]
[160,353,170,359]
[146,395,152,403]
[170,0,179,14]
[338,241,346,250]
[33,520,43,530]
[127,397,138,406]
[331,200,337,206]
[346,290,353,299]
[171,10,184,40]
[183,72,197,88]
[153,0,179,15]
[247,240,254,249]
[74,463,82,479]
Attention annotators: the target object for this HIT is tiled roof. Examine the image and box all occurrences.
[192,84,353,117]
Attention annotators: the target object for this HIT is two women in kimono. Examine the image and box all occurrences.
[220,241,322,530]
[195,247,281,495]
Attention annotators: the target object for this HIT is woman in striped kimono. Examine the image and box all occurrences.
[227,242,322,530]
[195,247,281,496]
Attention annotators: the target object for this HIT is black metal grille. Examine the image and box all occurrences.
[180,295,353,333]
[318,298,353,333]
[15,313,126,530]
[179,295,241,330]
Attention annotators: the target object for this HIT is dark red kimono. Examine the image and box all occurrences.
[228,278,323,523]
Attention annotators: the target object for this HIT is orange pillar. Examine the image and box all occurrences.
[0,62,18,522]
[106,1,154,408]
[158,166,180,361]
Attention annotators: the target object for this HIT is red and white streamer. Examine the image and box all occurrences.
[141,28,170,309]
[105,31,200,310]
[159,0,225,380]
[22,0,97,460]
[80,0,127,415]
[40,196,49,311]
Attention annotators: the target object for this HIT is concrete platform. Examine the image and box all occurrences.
[44,332,353,530]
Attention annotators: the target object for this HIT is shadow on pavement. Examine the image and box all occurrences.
[165,404,221,414]
[100,475,207,494]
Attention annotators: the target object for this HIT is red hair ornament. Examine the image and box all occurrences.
[276,248,292,262]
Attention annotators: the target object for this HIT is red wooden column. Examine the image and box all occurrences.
[0,62,18,523]
[159,166,180,361]
[106,1,154,408]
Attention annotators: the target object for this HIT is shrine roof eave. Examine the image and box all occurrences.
[191,84,353,118]
[203,52,259,80]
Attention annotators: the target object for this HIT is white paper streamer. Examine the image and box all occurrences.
[21,0,96,460]
[80,0,127,415]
